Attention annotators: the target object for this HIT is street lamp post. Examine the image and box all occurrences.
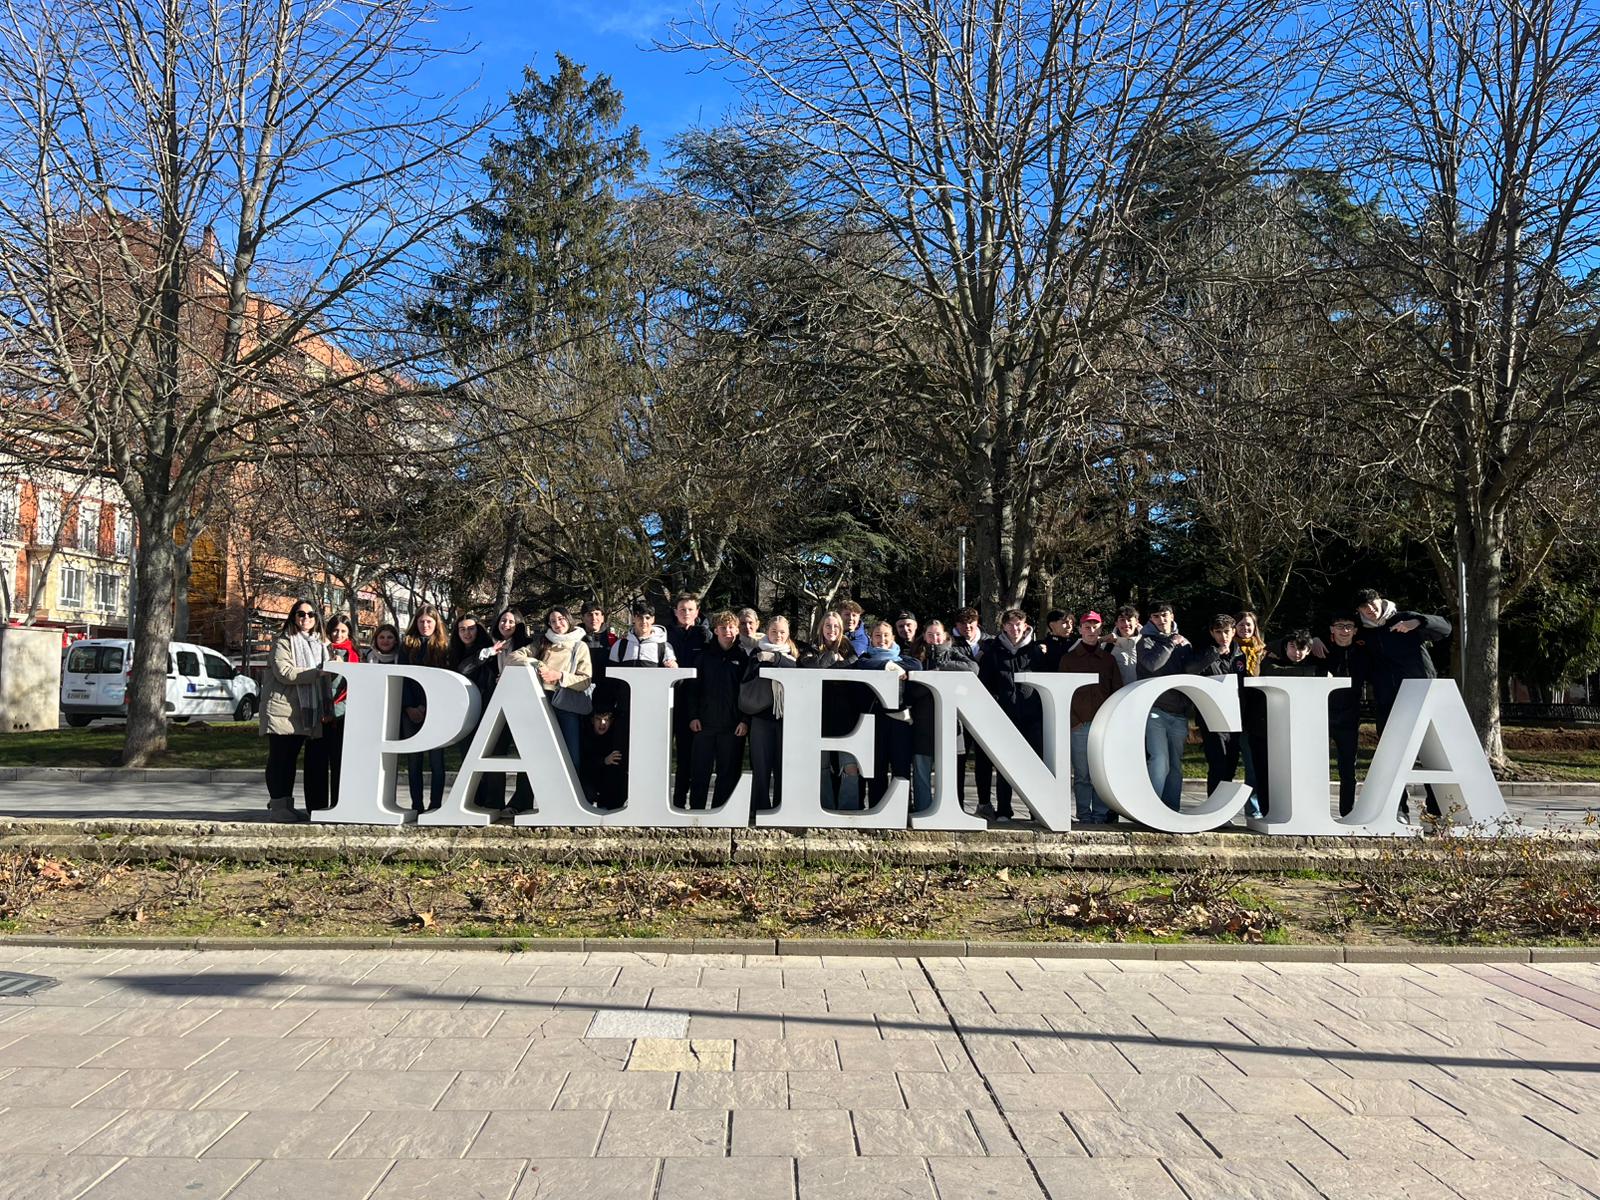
[957,526,967,610]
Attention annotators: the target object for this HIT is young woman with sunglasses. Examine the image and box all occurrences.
[259,599,332,821]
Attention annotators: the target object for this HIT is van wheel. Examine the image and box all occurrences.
[66,714,93,728]
[171,716,190,724]
[234,696,257,721]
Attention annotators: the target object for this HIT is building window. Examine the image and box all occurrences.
[36,491,61,545]
[60,564,85,608]
[114,510,133,557]
[0,483,17,540]
[94,571,119,613]
[78,500,100,553]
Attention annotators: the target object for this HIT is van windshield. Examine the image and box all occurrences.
[66,646,125,674]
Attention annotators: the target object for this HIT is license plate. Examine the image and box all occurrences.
[67,690,89,699]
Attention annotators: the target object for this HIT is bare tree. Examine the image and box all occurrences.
[0,0,483,763]
[679,0,1315,621]
[1328,0,1600,764]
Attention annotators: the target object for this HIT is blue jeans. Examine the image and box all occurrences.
[553,706,583,772]
[822,752,861,810]
[1145,708,1189,811]
[911,753,932,813]
[1071,723,1109,821]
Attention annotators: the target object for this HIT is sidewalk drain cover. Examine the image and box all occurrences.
[0,972,59,998]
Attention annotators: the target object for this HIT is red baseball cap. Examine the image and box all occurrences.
[1079,610,1103,623]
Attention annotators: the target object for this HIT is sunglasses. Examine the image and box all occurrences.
[293,610,316,619]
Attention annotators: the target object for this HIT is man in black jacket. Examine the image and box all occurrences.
[1189,614,1245,800]
[1320,614,1365,816]
[1355,587,1452,818]
[948,606,991,812]
[668,592,713,808]
[977,608,1047,821]
[1040,610,1077,671]
[687,611,749,810]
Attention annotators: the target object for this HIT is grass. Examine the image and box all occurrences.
[5,847,1596,945]
[0,721,1596,781]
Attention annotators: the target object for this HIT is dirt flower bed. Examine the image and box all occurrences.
[3,832,1598,946]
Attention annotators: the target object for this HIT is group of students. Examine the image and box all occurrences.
[257,586,1450,824]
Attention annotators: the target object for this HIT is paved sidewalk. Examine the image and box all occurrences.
[2,949,1600,1198]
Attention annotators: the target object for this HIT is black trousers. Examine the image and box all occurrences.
[1244,722,1271,815]
[324,716,345,809]
[672,706,697,807]
[969,748,994,811]
[748,715,782,811]
[264,733,328,811]
[473,725,535,813]
[992,716,1043,819]
[1332,720,1359,816]
[688,729,745,809]
[1200,726,1240,795]
[867,716,914,805]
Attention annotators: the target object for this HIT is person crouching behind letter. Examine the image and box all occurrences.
[260,600,331,822]
[581,698,628,810]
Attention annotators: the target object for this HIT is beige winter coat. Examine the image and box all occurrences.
[536,636,592,699]
[258,633,328,738]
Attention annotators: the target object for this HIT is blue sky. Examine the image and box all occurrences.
[425,1,736,177]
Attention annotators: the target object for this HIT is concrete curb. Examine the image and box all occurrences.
[3,764,1597,797]
[1,931,1596,962]
[3,816,1598,872]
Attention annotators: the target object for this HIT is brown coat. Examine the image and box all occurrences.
[1060,639,1123,728]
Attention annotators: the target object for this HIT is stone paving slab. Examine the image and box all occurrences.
[3,947,1600,1196]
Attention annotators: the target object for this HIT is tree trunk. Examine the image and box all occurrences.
[1458,512,1506,769]
[172,538,193,640]
[122,526,178,766]
[494,509,520,612]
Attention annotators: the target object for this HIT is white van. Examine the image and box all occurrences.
[60,638,259,727]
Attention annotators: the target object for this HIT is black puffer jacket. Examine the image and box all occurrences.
[694,638,750,734]
[909,642,980,756]
[978,633,1047,722]
[1357,609,1451,711]
[1317,640,1365,726]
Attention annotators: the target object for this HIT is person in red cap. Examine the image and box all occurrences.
[1060,609,1123,823]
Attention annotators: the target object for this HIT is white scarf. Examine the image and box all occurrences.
[365,647,398,665]
[997,629,1034,653]
[545,627,585,647]
[289,632,324,718]
[1360,599,1398,628]
[614,625,672,664]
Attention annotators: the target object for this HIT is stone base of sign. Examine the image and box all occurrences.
[1,814,1594,873]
